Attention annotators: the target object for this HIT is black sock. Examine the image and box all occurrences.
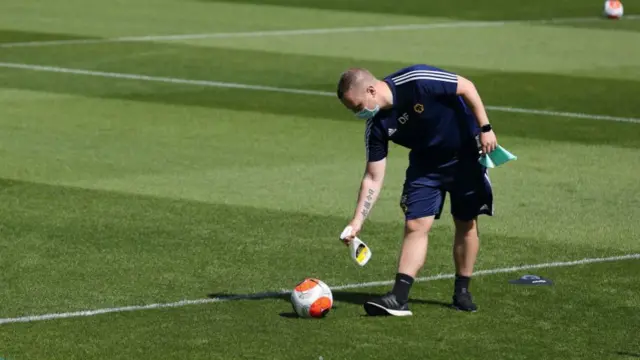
[391,273,414,304]
[455,274,471,294]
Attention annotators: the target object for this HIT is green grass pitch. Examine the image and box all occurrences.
[0,0,639,359]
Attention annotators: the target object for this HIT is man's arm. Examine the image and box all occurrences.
[456,75,498,154]
[456,75,490,128]
[353,158,386,224]
[342,158,386,243]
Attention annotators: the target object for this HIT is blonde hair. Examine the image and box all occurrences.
[336,68,376,99]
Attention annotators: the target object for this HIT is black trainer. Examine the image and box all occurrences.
[452,290,477,312]
[364,292,412,316]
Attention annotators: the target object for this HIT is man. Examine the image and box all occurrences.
[337,64,498,316]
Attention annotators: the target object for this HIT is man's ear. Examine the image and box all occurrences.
[366,84,376,96]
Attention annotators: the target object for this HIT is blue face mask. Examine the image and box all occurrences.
[354,104,380,119]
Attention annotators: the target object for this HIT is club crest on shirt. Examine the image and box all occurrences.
[414,103,424,114]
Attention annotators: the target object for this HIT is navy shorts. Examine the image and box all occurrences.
[399,159,494,221]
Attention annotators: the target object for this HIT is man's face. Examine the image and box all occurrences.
[341,85,379,119]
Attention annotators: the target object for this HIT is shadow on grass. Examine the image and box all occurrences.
[209,290,453,318]
[208,290,453,317]
[615,352,640,358]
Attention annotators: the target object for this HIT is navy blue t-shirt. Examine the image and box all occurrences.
[365,64,480,168]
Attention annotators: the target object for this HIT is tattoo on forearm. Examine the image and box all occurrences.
[361,189,376,218]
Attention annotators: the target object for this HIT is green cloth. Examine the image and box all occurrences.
[478,145,517,168]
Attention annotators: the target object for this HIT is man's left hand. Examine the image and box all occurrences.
[480,130,498,154]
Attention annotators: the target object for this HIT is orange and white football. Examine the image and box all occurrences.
[290,278,333,318]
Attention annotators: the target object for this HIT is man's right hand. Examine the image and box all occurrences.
[340,220,362,246]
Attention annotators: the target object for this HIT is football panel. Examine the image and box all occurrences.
[294,278,319,292]
[308,296,332,318]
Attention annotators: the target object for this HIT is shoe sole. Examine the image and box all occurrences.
[451,304,477,312]
[364,302,413,317]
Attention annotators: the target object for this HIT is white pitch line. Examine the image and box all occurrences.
[1,253,638,325]
[0,62,332,97]
[483,106,640,124]
[1,61,639,124]
[1,15,638,49]
[0,21,506,48]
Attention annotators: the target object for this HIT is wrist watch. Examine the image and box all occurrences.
[481,124,492,133]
